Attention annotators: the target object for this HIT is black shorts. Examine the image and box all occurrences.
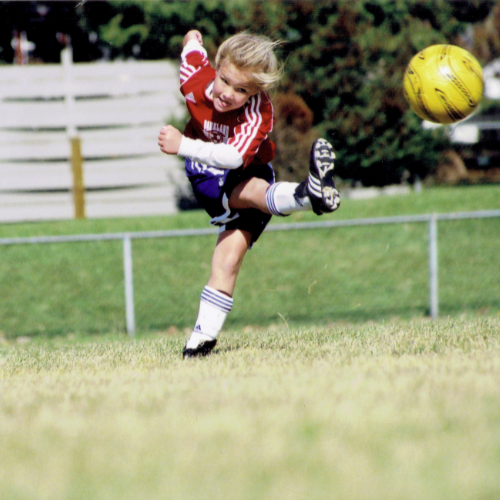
[185,158,275,245]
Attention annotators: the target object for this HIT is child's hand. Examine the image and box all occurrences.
[158,125,183,155]
[183,30,203,47]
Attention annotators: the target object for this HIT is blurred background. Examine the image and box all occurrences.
[1,0,500,223]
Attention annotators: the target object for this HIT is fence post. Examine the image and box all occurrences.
[70,137,85,219]
[123,235,136,336]
[429,214,439,319]
[62,45,86,219]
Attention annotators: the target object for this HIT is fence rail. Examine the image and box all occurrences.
[1,209,499,336]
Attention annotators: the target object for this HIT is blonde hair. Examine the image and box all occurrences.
[215,33,283,92]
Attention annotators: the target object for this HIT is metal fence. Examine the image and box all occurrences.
[1,209,499,336]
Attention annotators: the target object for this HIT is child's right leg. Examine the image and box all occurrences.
[230,138,341,217]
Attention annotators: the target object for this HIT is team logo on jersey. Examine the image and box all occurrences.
[203,120,229,144]
[185,92,196,103]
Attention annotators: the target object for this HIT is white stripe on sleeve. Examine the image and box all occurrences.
[180,40,208,85]
[181,40,208,60]
[231,94,263,156]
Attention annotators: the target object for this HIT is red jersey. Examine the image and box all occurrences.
[179,42,275,168]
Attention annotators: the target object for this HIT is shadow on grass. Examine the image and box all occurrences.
[226,305,431,328]
[134,305,431,333]
[223,299,500,329]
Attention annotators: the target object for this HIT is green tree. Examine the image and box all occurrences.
[83,0,247,60]
[87,0,491,186]
[272,0,469,186]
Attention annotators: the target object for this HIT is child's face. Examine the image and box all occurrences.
[213,61,259,113]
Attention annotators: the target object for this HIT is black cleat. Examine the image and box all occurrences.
[307,139,340,215]
[182,339,217,358]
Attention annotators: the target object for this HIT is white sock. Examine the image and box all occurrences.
[185,286,233,349]
[265,182,312,216]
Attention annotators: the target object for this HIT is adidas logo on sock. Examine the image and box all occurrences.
[185,92,196,103]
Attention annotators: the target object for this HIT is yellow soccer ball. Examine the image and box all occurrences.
[403,44,483,124]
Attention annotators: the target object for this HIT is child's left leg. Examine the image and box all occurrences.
[207,228,252,295]
[182,228,251,358]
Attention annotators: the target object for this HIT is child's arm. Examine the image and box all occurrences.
[159,30,217,160]
[159,91,274,169]
[158,126,243,169]
[179,31,208,87]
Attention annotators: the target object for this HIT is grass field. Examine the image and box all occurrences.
[0,185,499,337]
[1,318,500,500]
[0,185,499,498]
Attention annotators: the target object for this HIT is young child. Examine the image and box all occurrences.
[158,29,340,358]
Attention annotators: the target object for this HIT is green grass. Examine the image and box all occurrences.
[0,185,499,337]
[0,186,499,499]
[0,318,499,500]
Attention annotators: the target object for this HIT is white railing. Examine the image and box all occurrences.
[1,209,499,336]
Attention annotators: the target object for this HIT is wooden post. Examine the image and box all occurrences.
[62,46,85,219]
[71,137,85,219]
